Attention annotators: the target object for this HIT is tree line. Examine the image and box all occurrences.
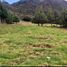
[22,6,67,27]
[32,6,67,27]
[0,2,67,27]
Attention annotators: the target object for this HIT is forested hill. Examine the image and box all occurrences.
[2,0,67,18]
[12,0,67,17]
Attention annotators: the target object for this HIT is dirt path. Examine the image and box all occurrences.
[17,21,33,26]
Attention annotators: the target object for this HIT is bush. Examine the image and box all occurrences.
[22,16,32,22]
[12,16,20,23]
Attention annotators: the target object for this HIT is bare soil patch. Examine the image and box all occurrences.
[26,43,54,49]
[17,21,33,26]
[32,44,54,48]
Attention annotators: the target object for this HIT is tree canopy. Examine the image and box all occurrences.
[0,2,19,24]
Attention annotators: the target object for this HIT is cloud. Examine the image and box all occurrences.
[65,0,67,1]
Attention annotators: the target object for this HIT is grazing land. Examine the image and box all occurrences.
[0,24,67,66]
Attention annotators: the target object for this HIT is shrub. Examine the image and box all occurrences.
[22,16,32,22]
[12,16,20,23]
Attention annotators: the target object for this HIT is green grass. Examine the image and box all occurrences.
[0,24,67,66]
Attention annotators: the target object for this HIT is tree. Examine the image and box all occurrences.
[47,8,55,25]
[32,6,48,26]
[0,2,20,24]
[62,10,67,27]
[47,8,62,27]
[0,2,8,23]
[53,10,62,26]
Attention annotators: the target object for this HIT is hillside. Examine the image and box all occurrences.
[1,0,67,18]
[11,0,67,17]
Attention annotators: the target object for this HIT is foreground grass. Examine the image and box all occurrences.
[0,24,67,66]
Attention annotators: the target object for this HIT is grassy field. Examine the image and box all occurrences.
[0,24,67,66]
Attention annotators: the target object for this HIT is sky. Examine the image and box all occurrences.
[4,0,67,4]
[5,0,20,4]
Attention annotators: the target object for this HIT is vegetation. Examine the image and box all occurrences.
[10,0,67,20]
[32,6,48,26]
[22,16,32,22]
[62,10,67,27]
[0,1,67,27]
[0,0,67,66]
[0,3,8,23]
[32,6,67,27]
[12,15,20,23]
[0,2,19,24]
[0,24,67,66]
